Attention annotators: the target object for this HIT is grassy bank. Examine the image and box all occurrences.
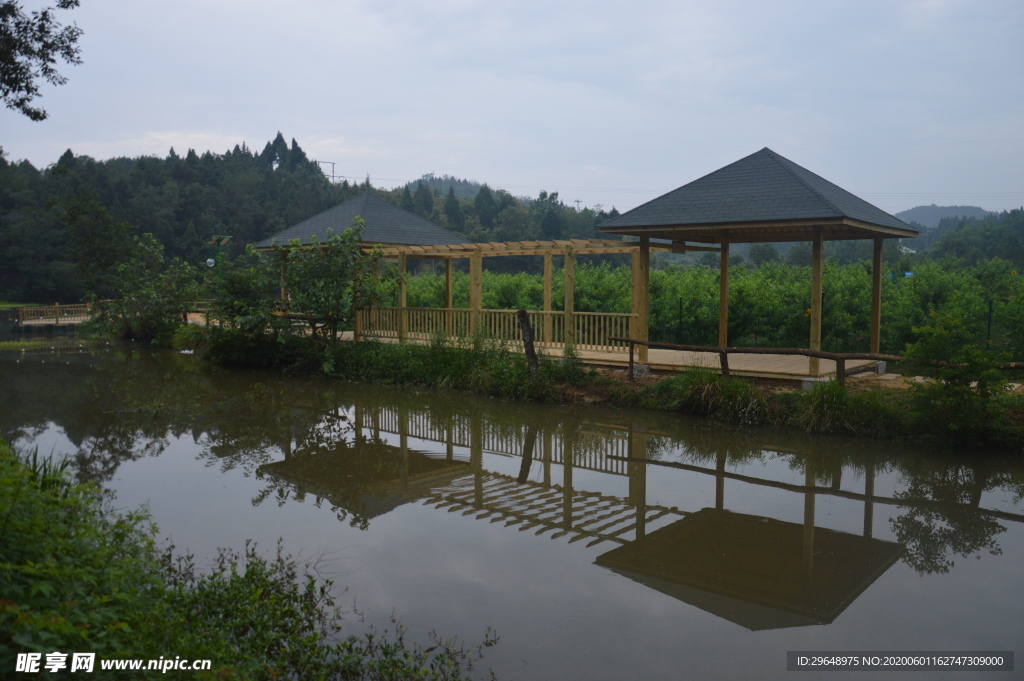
[0,441,497,680]
[177,327,1024,452]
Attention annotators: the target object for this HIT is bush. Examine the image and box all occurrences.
[0,442,498,679]
[647,368,770,424]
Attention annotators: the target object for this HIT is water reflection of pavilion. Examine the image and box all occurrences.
[256,402,1018,630]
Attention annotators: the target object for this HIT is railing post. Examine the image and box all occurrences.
[836,357,846,388]
[719,349,730,379]
[563,246,575,348]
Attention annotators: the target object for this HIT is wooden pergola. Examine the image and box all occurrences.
[354,238,698,354]
[599,148,919,373]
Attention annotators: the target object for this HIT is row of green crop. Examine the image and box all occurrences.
[0,441,497,680]
[386,259,1024,357]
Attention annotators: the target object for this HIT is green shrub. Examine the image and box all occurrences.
[793,380,853,433]
[0,441,499,679]
[647,368,770,424]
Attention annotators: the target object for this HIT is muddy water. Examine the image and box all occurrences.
[2,347,1021,680]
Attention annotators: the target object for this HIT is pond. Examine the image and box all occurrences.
[2,345,1021,680]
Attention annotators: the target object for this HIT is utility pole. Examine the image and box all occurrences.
[574,198,582,212]
[315,160,336,183]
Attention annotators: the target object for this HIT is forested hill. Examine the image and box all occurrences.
[403,174,482,199]
[0,134,620,302]
[895,204,994,229]
[2,133,1021,304]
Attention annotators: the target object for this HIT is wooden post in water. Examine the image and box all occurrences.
[871,238,883,354]
[715,450,727,510]
[562,426,574,530]
[399,411,409,490]
[471,412,483,509]
[809,229,824,376]
[802,458,816,585]
[863,460,875,538]
[628,424,648,539]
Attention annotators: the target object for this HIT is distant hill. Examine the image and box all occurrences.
[403,174,482,199]
[895,204,994,229]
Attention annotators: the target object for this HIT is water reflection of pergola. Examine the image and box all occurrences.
[253,400,1024,630]
[354,150,918,378]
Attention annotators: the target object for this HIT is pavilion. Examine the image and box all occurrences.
[258,152,919,379]
[599,147,919,372]
[254,192,471,249]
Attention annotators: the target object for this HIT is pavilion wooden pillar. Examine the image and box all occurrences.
[809,229,824,376]
[718,242,730,347]
[563,246,576,347]
[543,254,553,343]
[871,238,883,354]
[352,269,362,341]
[631,237,650,362]
[369,262,379,333]
[469,251,483,333]
[279,250,289,304]
[398,253,408,341]
[444,258,453,336]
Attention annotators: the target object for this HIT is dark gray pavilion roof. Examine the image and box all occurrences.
[600,148,918,243]
[254,193,471,249]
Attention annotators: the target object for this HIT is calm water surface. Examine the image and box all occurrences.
[2,345,1022,680]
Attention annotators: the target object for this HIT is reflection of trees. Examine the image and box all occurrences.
[890,462,1009,575]
[5,349,1024,578]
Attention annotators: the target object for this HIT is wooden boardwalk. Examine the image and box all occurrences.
[343,331,876,380]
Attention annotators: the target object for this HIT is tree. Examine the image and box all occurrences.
[748,242,780,267]
[0,0,82,121]
[274,217,386,340]
[786,242,813,266]
[413,181,433,217]
[400,186,415,213]
[474,183,498,228]
[61,193,136,298]
[443,185,464,229]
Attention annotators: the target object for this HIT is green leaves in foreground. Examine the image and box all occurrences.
[0,443,498,680]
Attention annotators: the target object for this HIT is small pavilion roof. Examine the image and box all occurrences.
[254,193,470,249]
[600,148,919,243]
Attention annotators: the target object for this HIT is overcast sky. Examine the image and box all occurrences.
[3,0,1023,214]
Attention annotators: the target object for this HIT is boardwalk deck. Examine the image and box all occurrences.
[340,331,876,380]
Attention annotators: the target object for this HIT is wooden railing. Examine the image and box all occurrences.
[359,307,636,353]
[17,303,92,324]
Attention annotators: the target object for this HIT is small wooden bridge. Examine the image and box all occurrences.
[15,303,93,328]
